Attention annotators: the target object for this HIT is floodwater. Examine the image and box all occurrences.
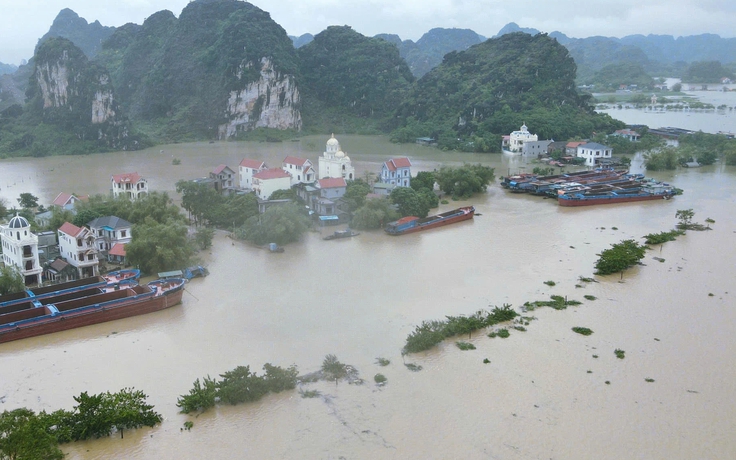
[1,135,736,459]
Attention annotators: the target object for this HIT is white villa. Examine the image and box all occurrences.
[1,215,42,285]
[577,142,613,167]
[252,169,293,200]
[282,156,315,186]
[503,124,538,154]
[239,159,267,189]
[111,173,148,200]
[58,222,99,279]
[380,158,412,187]
[318,134,355,181]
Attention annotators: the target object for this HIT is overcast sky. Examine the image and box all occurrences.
[1,0,735,65]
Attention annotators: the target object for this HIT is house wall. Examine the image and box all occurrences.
[253,177,292,200]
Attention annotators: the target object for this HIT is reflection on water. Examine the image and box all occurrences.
[1,135,736,459]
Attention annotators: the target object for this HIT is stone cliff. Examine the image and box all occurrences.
[218,58,301,139]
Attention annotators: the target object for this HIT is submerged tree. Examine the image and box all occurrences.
[594,239,648,276]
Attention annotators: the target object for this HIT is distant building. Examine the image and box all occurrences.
[521,140,553,157]
[111,173,148,200]
[565,141,586,155]
[380,158,412,187]
[252,168,292,200]
[0,215,42,285]
[319,134,355,181]
[577,142,613,167]
[612,129,641,142]
[51,192,83,210]
[505,124,538,153]
[239,159,267,189]
[282,156,315,186]
[57,222,99,279]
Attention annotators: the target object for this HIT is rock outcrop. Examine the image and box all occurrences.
[218,58,301,138]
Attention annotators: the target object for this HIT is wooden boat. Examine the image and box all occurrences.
[558,184,678,207]
[0,278,186,344]
[324,229,359,240]
[385,206,475,235]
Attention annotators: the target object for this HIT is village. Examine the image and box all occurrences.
[0,135,414,287]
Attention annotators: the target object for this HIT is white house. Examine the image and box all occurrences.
[282,156,315,186]
[612,129,641,142]
[58,222,99,279]
[0,215,42,285]
[87,216,132,255]
[111,173,148,200]
[521,140,553,157]
[318,134,355,181]
[239,159,267,189]
[505,124,538,153]
[252,168,293,200]
[380,158,412,187]
[577,142,613,167]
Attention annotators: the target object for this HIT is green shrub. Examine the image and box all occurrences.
[374,373,387,384]
[376,357,390,366]
[404,363,423,372]
[497,329,510,338]
[572,327,593,336]
[322,354,348,379]
[544,280,556,286]
[614,349,625,359]
[456,341,476,350]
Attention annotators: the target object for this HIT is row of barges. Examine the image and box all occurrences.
[501,169,680,206]
[0,270,185,344]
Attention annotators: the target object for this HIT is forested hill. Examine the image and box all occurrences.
[391,33,623,151]
[297,26,415,133]
[38,8,115,59]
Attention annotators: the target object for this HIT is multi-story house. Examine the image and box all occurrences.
[239,159,267,190]
[282,156,315,186]
[380,158,412,187]
[252,169,293,201]
[57,222,98,279]
[0,215,42,285]
[111,173,148,200]
[87,216,132,260]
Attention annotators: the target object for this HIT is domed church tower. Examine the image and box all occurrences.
[1,215,42,285]
[318,134,355,180]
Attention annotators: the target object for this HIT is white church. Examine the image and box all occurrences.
[318,134,355,181]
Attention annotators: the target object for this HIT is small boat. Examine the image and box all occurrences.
[182,265,209,280]
[102,269,141,286]
[0,278,186,344]
[385,206,475,235]
[268,243,285,253]
[323,229,359,240]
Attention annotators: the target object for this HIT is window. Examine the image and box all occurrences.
[121,230,127,238]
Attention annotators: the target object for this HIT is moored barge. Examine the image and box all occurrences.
[385,206,475,235]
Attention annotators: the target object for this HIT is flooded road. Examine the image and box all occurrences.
[1,136,736,459]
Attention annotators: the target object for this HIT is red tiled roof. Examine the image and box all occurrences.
[282,156,309,166]
[108,243,127,257]
[212,164,232,175]
[58,222,84,237]
[52,192,74,207]
[239,159,266,169]
[318,177,347,189]
[383,157,412,172]
[566,141,585,148]
[111,172,142,184]
[253,168,291,180]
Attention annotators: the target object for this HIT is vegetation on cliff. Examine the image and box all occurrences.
[298,26,415,134]
[391,33,624,152]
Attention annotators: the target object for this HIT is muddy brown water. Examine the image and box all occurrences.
[1,135,735,459]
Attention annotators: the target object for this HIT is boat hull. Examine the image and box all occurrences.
[0,281,185,344]
[385,207,475,235]
[558,193,674,207]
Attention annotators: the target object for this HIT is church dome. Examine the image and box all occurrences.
[336,150,345,158]
[326,134,340,147]
[8,215,30,229]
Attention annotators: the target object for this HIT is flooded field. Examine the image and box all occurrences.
[1,135,735,459]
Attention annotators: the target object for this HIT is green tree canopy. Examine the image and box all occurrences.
[434,164,495,199]
[17,193,39,209]
[235,203,311,246]
[126,217,194,274]
[342,179,372,212]
[390,187,430,218]
[0,265,25,296]
[350,197,400,230]
[594,239,648,275]
[0,408,63,460]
